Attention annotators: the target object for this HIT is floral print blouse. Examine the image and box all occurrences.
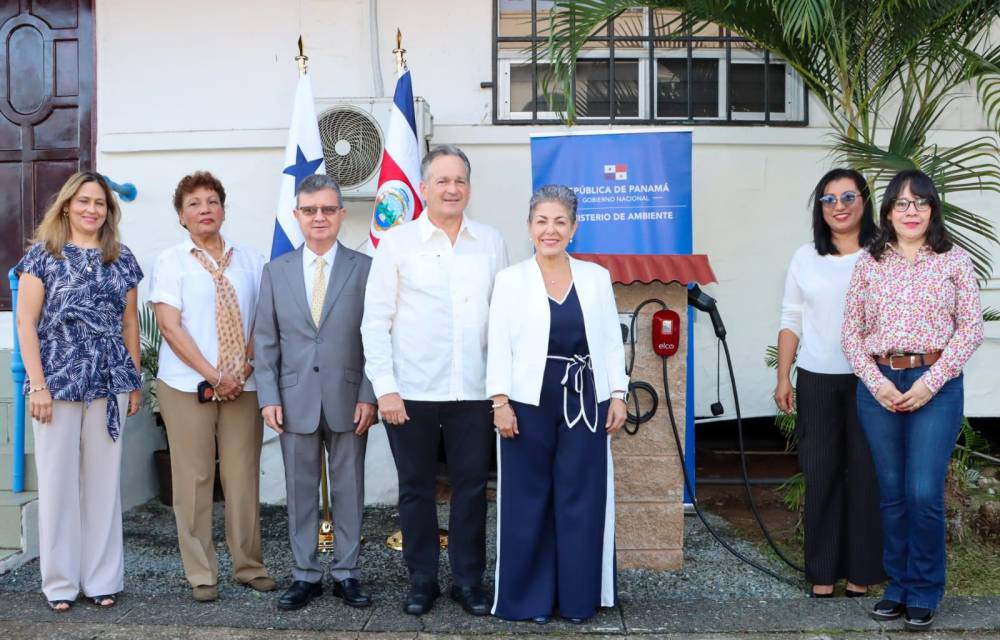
[841,244,983,396]
[15,243,143,440]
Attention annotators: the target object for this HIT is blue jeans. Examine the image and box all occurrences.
[856,365,963,610]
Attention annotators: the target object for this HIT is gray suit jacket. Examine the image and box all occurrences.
[254,243,376,433]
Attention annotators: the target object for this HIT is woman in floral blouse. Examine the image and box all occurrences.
[842,169,983,631]
[15,172,143,612]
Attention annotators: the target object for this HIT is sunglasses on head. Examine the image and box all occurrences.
[818,191,859,208]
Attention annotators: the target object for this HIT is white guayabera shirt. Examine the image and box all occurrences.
[361,213,509,401]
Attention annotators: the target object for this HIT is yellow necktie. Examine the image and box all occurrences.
[311,256,327,325]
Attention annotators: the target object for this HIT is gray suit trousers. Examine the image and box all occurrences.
[279,413,367,583]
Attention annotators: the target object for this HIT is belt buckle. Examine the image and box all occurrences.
[889,353,906,370]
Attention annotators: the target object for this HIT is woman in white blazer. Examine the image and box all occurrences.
[487,184,627,625]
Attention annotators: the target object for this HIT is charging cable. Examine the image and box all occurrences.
[624,293,805,587]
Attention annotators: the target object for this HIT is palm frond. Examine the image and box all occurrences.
[984,306,1000,321]
[764,344,779,369]
[779,472,806,517]
[138,303,162,381]
[546,0,1000,275]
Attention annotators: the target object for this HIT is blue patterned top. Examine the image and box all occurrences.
[15,243,144,440]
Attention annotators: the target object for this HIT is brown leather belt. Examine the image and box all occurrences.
[876,351,942,370]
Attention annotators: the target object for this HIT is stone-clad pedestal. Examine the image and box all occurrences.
[612,282,688,570]
[573,252,716,571]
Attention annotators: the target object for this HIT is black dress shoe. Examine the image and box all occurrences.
[277,580,322,611]
[532,615,551,625]
[904,606,936,631]
[870,599,905,621]
[403,582,440,615]
[449,585,489,616]
[332,578,372,608]
[563,616,589,624]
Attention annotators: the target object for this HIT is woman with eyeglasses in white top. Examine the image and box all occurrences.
[775,168,885,599]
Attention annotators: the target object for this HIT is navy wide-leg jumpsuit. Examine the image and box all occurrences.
[492,285,616,621]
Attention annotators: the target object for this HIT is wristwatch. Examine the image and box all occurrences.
[611,389,628,402]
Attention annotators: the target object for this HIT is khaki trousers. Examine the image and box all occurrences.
[157,381,269,587]
[32,395,127,602]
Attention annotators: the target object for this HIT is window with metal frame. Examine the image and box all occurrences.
[494,2,808,125]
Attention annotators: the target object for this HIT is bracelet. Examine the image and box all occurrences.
[491,400,509,411]
[28,383,47,395]
[215,370,223,387]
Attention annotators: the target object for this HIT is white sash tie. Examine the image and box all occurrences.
[547,354,599,433]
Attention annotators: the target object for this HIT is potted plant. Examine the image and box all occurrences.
[139,304,173,505]
[139,303,224,505]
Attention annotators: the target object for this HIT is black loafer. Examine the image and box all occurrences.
[904,606,936,631]
[532,615,551,625]
[403,582,440,616]
[277,580,322,611]
[870,599,905,621]
[332,578,372,608]
[450,584,489,616]
[563,616,589,624]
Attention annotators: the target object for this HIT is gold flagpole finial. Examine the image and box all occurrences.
[295,35,308,76]
[392,28,406,74]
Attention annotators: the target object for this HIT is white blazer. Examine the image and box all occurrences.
[487,255,629,406]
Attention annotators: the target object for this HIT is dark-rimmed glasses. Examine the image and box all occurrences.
[892,198,931,213]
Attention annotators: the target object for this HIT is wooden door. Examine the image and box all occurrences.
[0,0,94,310]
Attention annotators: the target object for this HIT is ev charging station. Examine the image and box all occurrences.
[530,130,717,571]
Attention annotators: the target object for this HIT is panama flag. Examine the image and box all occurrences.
[270,73,326,258]
[367,68,423,252]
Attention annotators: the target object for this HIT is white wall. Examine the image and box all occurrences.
[79,1,1000,422]
[6,1,997,490]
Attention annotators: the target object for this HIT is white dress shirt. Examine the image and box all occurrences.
[779,242,861,375]
[362,213,509,401]
[302,242,338,308]
[148,235,265,392]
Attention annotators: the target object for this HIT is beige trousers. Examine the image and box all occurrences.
[157,381,269,587]
[32,394,127,602]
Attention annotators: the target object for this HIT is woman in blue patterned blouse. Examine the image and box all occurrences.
[15,172,143,612]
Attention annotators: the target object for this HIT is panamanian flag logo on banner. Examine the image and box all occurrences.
[270,72,326,259]
[604,163,628,181]
[368,68,424,253]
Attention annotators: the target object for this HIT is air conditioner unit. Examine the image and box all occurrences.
[314,96,433,199]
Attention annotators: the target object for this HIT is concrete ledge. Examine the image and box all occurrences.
[0,495,37,574]
[0,590,997,637]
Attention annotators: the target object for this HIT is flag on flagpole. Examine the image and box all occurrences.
[271,72,326,259]
[367,68,423,253]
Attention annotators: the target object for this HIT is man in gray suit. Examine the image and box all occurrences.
[254,174,377,611]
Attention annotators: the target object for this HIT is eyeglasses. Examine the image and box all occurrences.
[892,198,931,213]
[297,205,343,216]
[818,192,859,208]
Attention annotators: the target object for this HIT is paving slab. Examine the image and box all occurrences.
[360,599,423,633]
[856,595,1000,634]
[621,597,881,634]
[5,623,1000,639]
[417,597,624,635]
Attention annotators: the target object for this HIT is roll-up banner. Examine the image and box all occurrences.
[530,130,692,255]
[530,129,696,503]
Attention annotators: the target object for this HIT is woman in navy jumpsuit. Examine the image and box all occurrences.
[486,185,628,624]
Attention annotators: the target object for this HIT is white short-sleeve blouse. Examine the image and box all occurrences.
[148,235,265,392]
